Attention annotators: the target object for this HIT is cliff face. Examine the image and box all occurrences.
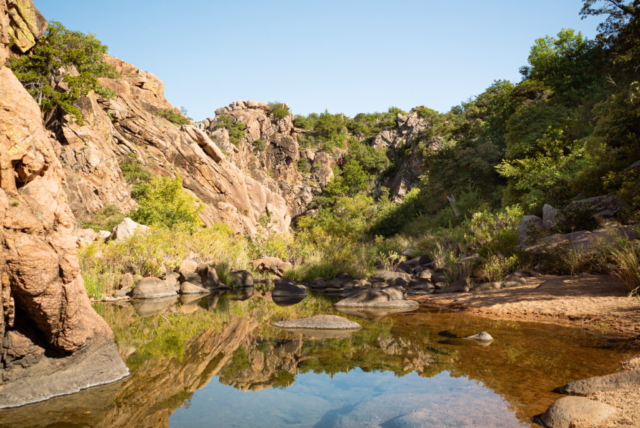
[45,55,309,235]
[0,0,128,408]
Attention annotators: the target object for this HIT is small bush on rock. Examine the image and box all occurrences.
[156,108,191,126]
[268,102,290,120]
[216,115,247,147]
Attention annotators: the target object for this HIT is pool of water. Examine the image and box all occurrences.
[0,292,634,428]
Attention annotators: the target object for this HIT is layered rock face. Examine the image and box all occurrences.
[0,0,128,408]
[47,59,295,234]
[200,101,325,219]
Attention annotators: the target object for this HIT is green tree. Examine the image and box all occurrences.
[131,174,204,230]
[8,21,118,124]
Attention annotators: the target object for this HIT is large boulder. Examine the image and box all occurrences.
[335,289,419,309]
[180,281,210,295]
[250,257,292,277]
[435,278,470,294]
[542,204,563,230]
[540,397,615,428]
[565,195,623,218]
[560,370,640,395]
[230,270,254,287]
[272,281,307,298]
[272,315,361,330]
[109,218,149,241]
[131,277,177,299]
[370,270,412,282]
[518,215,543,246]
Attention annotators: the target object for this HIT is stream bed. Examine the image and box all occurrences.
[0,291,634,427]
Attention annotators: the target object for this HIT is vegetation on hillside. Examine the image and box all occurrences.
[75,0,640,298]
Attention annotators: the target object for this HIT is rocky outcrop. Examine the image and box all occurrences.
[3,0,47,53]
[0,3,127,408]
[370,107,438,201]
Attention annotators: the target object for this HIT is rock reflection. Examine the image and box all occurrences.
[0,294,634,428]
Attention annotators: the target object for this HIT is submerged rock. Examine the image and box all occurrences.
[560,370,640,395]
[540,396,615,428]
[272,315,361,330]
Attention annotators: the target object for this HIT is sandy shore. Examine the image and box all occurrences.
[413,274,640,338]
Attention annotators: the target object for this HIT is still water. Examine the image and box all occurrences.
[0,291,634,427]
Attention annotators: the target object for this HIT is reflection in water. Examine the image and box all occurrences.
[0,292,634,428]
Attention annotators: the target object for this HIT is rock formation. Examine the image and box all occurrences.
[0,0,128,408]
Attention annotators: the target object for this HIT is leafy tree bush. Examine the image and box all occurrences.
[268,102,290,120]
[156,108,191,125]
[120,153,152,185]
[8,21,119,124]
[347,107,405,138]
[131,174,204,230]
[345,139,390,174]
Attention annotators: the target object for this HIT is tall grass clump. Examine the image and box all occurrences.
[608,239,640,295]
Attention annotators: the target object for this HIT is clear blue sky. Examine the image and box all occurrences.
[35,1,603,121]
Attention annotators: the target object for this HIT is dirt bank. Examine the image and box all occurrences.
[413,274,640,338]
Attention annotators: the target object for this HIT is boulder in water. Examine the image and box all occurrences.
[272,281,307,298]
[335,289,419,309]
[464,331,493,343]
[540,396,615,428]
[180,281,210,295]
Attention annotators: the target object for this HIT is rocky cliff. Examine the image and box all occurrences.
[0,0,128,408]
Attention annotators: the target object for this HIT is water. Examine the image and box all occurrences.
[0,292,634,428]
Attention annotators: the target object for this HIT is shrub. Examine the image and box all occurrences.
[268,102,290,120]
[253,139,266,152]
[131,174,203,230]
[80,204,125,232]
[120,153,151,185]
[215,115,247,147]
[156,108,191,126]
[298,158,311,173]
[8,21,119,125]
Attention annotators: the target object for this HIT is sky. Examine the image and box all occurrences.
[35,0,603,121]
